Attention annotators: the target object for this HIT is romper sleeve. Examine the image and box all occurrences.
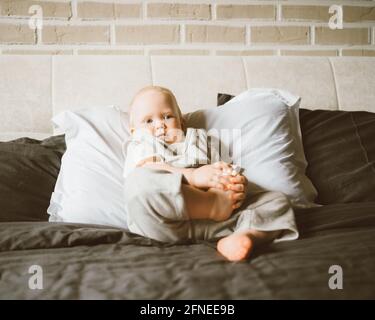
[123,134,165,179]
[123,140,144,179]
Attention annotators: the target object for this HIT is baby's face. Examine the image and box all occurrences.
[130,90,184,144]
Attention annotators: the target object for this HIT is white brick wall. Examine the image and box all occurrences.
[0,0,374,56]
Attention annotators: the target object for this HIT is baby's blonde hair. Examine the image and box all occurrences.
[129,85,183,128]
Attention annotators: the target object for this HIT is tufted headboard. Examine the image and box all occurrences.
[1,55,374,141]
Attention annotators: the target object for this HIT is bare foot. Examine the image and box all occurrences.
[207,187,236,222]
[224,175,247,210]
[217,232,254,262]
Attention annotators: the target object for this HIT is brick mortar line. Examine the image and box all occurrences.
[36,27,42,45]
[1,0,374,6]
[5,42,373,49]
[311,25,315,45]
[14,0,71,2]
[0,52,372,56]
[180,24,185,44]
[72,0,375,7]
[246,25,251,46]
[369,26,372,45]
[74,0,150,3]
[72,0,259,4]
[279,1,375,7]
[1,13,375,23]
[2,52,372,56]
[142,1,147,20]
[121,0,375,5]
[212,3,217,21]
[110,22,115,45]
[1,44,374,50]
[71,0,78,20]
[27,0,71,2]
[277,3,282,22]
[1,19,374,27]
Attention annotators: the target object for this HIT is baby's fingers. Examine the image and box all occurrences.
[230,175,247,185]
[227,183,245,192]
[208,177,225,190]
[213,161,232,171]
[211,182,225,190]
[218,176,232,186]
[212,174,231,187]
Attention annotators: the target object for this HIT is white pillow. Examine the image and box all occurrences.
[47,106,131,228]
[185,88,318,208]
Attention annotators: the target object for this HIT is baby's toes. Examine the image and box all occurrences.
[230,175,246,184]
[232,192,245,202]
[230,193,245,208]
[232,201,243,209]
[227,191,236,202]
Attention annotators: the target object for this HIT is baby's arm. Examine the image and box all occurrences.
[141,160,248,210]
[140,161,197,187]
[141,161,231,190]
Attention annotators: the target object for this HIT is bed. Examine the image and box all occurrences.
[0,56,374,299]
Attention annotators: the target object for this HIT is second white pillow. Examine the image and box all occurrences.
[185,88,318,208]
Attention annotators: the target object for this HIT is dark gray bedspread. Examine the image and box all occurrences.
[0,202,374,299]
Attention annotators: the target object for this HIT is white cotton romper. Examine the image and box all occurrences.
[122,128,299,243]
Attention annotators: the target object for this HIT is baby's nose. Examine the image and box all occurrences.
[155,119,166,128]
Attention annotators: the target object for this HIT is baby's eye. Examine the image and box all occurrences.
[164,114,173,120]
[146,119,153,124]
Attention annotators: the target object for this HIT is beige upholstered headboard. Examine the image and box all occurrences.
[1,55,374,141]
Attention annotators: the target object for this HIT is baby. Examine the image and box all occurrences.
[123,85,290,262]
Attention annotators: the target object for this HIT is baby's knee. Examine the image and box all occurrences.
[127,201,190,243]
[125,187,191,242]
[124,167,155,199]
[125,188,157,229]
[125,167,151,187]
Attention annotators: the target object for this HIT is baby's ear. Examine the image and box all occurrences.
[130,127,135,134]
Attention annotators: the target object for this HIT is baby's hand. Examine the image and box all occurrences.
[189,161,233,190]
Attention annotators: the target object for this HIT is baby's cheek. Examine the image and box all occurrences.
[168,128,185,142]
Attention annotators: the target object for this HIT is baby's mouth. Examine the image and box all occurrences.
[156,132,168,140]
[157,133,176,144]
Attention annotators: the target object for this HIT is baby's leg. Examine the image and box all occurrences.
[181,184,243,221]
[125,167,241,242]
[217,229,281,262]
[216,190,297,262]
